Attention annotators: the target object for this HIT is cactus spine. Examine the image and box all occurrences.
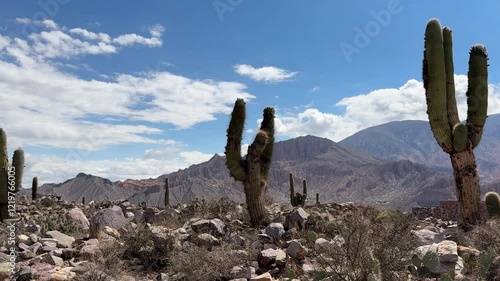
[422,19,488,230]
[289,173,307,207]
[164,177,170,207]
[0,129,25,221]
[485,192,500,218]
[225,98,275,227]
[32,177,38,201]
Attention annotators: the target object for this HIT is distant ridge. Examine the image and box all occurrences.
[21,135,463,211]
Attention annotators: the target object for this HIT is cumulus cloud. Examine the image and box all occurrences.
[234,64,298,83]
[0,22,254,152]
[13,19,164,59]
[273,76,500,141]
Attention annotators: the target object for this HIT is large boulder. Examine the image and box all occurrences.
[89,205,126,238]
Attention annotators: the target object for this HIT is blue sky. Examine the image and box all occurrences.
[1,0,500,184]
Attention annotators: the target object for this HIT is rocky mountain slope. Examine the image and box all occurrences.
[338,114,500,184]
[24,136,458,210]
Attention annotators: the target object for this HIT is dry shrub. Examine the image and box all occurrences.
[371,209,418,280]
[462,217,500,254]
[32,213,85,238]
[73,243,125,281]
[310,206,417,281]
[181,198,248,222]
[171,242,252,281]
[121,225,174,271]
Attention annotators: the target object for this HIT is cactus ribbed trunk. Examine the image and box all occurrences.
[450,148,481,229]
[244,186,267,226]
[164,177,170,207]
[243,152,267,225]
[32,177,38,201]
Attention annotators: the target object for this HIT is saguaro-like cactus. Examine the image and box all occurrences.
[422,19,488,230]
[225,98,275,227]
[485,192,500,218]
[289,173,307,207]
[164,177,170,207]
[0,129,25,221]
[32,177,38,201]
[316,193,320,205]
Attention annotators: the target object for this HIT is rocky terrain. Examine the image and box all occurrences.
[23,136,462,211]
[1,196,499,281]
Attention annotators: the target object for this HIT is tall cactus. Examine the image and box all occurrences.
[225,98,275,227]
[422,19,488,230]
[32,177,38,201]
[0,129,25,221]
[164,177,170,207]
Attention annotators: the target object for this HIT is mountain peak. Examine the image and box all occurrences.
[76,172,90,178]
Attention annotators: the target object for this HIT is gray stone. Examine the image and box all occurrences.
[265,223,284,240]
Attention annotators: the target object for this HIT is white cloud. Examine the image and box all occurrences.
[28,30,117,58]
[273,76,500,141]
[234,64,298,83]
[0,20,254,152]
[26,146,214,184]
[40,20,59,30]
[12,19,164,59]
[69,28,112,43]
[112,24,164,47]
[14,17,31,24]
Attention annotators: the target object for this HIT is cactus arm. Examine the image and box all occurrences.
[452,123,468,152]
[250,131,269,157]
[423,19,453,153]
[259,107,275,179]
[225,98,247,181]
[466,45,489,148]
[443,27,460,127]
[12,148,24,192]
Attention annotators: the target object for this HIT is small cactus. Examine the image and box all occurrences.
[409,251,438,277]
[485,191,500,218]
[82,196,85,205]
[164,177,170,207]
[478,248,495,278]
[290,173,307,207]
[316,193,320,205]
[32,177,38,201]
[0,129,25,221]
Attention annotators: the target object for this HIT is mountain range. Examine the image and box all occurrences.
[21,114,500,211]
